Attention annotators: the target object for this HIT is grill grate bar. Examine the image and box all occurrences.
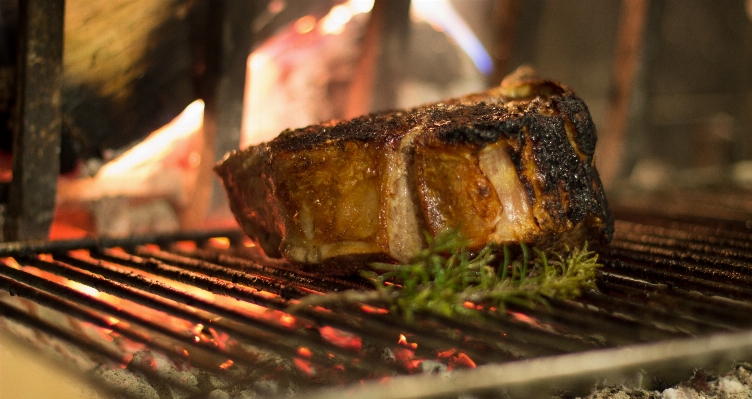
[0,229,246,258]
[614,210,752,240]
[140,248,619,362]
[531,298,688,345]
[92,247,519,366]
[296,304,514,365]
[0,272,246,374]
[81,249,298,308]
[576,289,725,335]
[101,245,595,365]
[14,254,397,378]
[132,246,319,298]
[0,301,151,398]
[125,246,578,365]
[595,272,752,330]
[614,222,752,258]
[0,264,340,388]
[600,256,752,302]
[607,239,752,279]
[2,214,752,397]
[410,308,605,354]
[599,243,752,287]
[167,246,369,292]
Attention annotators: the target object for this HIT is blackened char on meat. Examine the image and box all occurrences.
[215,67,613,273]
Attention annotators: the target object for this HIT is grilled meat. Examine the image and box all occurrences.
[215,68,613,270]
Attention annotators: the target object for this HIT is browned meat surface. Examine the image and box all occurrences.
[215,68,613,270]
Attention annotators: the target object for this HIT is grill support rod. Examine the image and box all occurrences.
[300,328,752,399]
[4,0,65,241]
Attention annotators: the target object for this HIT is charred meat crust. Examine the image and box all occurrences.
[215,75,614,266]
[215,145,285,257]
[267,84,612,244]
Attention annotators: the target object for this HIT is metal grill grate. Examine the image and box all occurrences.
[1,213,752,398]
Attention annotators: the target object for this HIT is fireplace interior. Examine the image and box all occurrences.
[1,0,752,398]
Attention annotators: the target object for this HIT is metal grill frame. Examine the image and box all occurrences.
[0,213,752,399]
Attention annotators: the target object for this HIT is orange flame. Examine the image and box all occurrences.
[240,0,374,148]
[97,100,204,179]
[57,99,205,211]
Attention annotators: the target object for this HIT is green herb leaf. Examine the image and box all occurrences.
[289,231,602,322]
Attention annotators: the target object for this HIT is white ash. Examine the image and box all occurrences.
[420,360,448,375]
[207,389,231,399]
[91,197,180,237]
[87,350,289,399]
[579,364,752,399]
[96,368,160,399]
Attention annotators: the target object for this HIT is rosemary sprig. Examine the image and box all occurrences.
[289,231,601,322]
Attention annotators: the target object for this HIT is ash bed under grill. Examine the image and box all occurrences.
[2,206,752,399]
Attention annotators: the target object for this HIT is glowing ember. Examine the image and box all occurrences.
[277,313,297,328]
[142,244,161,252]
[172,241,198,251]
[191,324,205,336]
[208,237,231,249]
[508,311,557,333]
[208,327,230,351]
[2,257,21,269]
[293,357,315,376]
[360,305,389,314]
[67,281,100,297]
[68,249,91,257]
[437,349,456,358]
[397,334,418,349]
[297,347,312,358]
[405,359,424,371]
[319,326,362,351]
[393,347,415,363]
[449,352,476,370]
[219,359,234,370]
[437,348,477,370]
[509,311,535,325]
